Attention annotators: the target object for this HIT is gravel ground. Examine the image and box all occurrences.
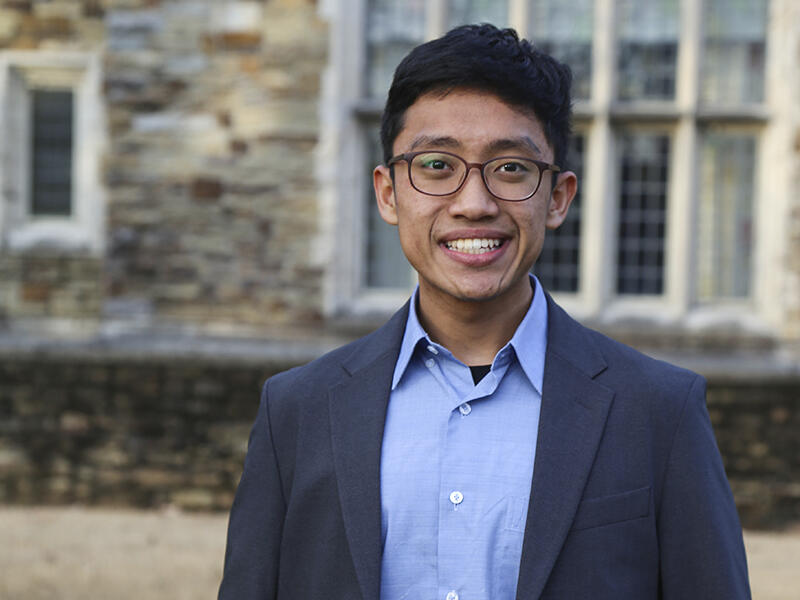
[0,506,797,599]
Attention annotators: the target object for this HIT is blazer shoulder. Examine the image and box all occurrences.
[588,325,701,388]
[266,301,410,402]
[546,293,701,395]
[574,320,706,440]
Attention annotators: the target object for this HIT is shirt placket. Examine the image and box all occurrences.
[428,349,510,600]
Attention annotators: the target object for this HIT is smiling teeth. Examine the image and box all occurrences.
[445,238,502,254]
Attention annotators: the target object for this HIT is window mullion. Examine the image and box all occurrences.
[667,0,702,316]
[581,0,615,316]
[425,0,447,40]
[508,0,529,36]
[330,0,369,309]
[757,0,795,331]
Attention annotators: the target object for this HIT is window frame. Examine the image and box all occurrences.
[0,51,106,254]
[323,0,787,337]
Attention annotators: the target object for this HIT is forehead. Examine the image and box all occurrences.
[396,88,551,158]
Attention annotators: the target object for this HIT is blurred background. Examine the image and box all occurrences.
[0,0,798,597]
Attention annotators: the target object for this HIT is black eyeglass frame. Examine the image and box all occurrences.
[387,150,561,202]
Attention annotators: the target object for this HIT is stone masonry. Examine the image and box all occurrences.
[104,0,328,329]
[0,347,797,528]
[0,0,329,330]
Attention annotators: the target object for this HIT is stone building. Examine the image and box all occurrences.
[0,0,797,526]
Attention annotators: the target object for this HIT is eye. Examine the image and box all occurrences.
[495,161,529,173]
[419,156,454,171]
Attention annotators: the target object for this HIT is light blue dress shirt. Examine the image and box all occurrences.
[380,276,548,600]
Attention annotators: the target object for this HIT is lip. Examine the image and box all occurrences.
[438,228,512,266]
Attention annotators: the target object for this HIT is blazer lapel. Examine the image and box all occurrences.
[516,298,615,600]
[328,304,409,600]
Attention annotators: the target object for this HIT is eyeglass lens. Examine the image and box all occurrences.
[409,152,542,200]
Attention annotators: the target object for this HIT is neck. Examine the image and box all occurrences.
[417,280,533,366]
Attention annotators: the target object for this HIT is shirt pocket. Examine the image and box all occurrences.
[570,486,651,531]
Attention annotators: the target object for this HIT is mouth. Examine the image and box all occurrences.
[443,238,504,255]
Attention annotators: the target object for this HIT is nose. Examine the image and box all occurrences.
[448,166,499,220]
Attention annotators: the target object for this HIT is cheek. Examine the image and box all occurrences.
[395,202,439,242]
[515,209,549,257]
[394,209,431,257]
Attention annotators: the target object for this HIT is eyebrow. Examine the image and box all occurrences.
[407,134,544,157]
[486,136,544,156]
[408,135,460,151]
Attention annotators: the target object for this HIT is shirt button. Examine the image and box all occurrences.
[449,490,464,505]
[426,344,439,355]
[425,358,435,369]
[446,591,459,600]
[458,402,471,416]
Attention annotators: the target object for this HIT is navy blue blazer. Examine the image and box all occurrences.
[219,295,750,599]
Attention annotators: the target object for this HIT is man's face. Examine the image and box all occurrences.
[373,88,576,308]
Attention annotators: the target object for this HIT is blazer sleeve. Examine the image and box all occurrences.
[657,374,751,599]
[218,380,286,600]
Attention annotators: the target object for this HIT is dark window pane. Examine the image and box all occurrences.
[535,135,585,293]
[616,133,669,295]
[31,89,73,216]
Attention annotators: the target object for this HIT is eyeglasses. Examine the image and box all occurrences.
[387,150,560,202]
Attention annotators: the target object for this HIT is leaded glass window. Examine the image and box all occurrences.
[338,0,776,322]
[366,0,426,97]
[616,133,669,295]
[529,0,593,100]
[616,0,679,101]
[696,132,755,300]
[30,89,73,217]
[701,0,768,105]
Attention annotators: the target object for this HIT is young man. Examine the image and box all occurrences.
[219,25,750,599]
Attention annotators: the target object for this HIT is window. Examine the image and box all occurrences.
[615,132,669,296]
[695,131,756,301]
[0,51,105,253]
[616,0,679,101]
[31,89,74,218]
[327,0,780,330]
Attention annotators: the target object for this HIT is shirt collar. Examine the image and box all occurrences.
[391,275,548,393]
[391,290,429,390]
[505,275,548,394]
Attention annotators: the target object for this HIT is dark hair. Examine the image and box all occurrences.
[380,24,573,169]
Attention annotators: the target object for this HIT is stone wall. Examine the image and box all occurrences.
[104,0,328,329]
[0,353,272,511]
[0,254,102,320]
[0,0,329,329]
[710,381,800,528]
[0,349,797,528]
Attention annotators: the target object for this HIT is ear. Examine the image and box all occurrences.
[373,164,398,226]
[545,170,577,230]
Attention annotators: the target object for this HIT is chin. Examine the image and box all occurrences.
[450,282,507,303]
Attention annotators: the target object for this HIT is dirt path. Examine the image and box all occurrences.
[0,507,797,599]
